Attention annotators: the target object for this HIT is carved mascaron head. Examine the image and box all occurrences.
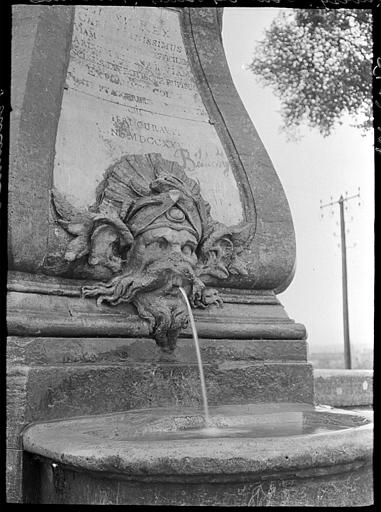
[52,153,254,354]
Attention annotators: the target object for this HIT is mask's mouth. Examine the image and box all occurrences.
[164,272,193,296]
[171,274,183,288]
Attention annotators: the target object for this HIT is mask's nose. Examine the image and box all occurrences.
[169,245,183,258]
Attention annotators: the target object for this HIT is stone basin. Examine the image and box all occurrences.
[22,403,373,505]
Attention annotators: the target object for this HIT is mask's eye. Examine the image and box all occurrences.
[182,244,195,256]
[145,238,168,250]
[158,238,169,250]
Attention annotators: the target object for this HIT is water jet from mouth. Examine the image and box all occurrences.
[179,286,210,426]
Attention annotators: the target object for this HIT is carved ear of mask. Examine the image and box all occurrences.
[51,188,134,272]
[197,234,233,281]
[229,221,254,249]
[197,220,254,281]
[60,220,92,262]
[51,188,93,262]
[70,216,133,272]
[88,216,133,272]
[226,221,255,276]
[88,224,124,272]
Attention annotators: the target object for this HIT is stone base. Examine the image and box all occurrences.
[29,461,374,506]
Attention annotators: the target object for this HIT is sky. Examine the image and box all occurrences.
[222,8,374,355]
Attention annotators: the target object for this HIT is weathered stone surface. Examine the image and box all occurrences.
[9,5,74,272]
[7,365,30,449]
[12,362,313,425]
[7,450,42,504]
[7,337,308,366]
[180,8,296,293]
[7,270,286,306]
[314,369,373,407]
[6,449,24,503]
[53,7,243,225]
[33,462,373,506]
[6,365,31,503]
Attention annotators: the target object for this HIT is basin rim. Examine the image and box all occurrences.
[22,404,373,482]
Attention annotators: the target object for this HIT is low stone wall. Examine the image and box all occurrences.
[314,369,373,408]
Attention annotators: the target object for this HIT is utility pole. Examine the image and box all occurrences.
[320,190,360,369]
[338,195,351,369]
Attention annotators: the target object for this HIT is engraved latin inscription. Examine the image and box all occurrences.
[53,6,244,225]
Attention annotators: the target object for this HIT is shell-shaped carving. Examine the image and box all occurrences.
[92,153,205,222]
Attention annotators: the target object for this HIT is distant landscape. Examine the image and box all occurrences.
[309,347,373,369]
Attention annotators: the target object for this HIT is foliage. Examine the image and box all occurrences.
[248,9,372,137]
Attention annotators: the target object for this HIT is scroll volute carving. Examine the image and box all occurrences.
[52,153,254,354]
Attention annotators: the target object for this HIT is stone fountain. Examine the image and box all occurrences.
[7,5,372,506]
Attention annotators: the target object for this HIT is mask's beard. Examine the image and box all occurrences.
[82,256,195,352]
[134,292,189,352]
[83,270,165,307]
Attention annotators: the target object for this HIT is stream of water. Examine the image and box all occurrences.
[179,287,211,426]
[172,288,365,441]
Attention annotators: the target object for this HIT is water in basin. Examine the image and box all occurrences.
[79,402,369,443]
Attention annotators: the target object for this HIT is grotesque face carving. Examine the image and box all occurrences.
[52,153,254,355]
[82,226,200,355]
[193,288,224,308]
[135,227,198,291]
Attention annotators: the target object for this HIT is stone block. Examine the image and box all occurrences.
[314,369,373,407]
[7,365,30,449]
[7,337,308,366]
[9,361,313,426]
[6,449,24,503]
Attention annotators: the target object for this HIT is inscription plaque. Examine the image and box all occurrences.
[53,6,244,226]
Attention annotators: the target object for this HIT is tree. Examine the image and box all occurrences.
[248,9,372,138]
